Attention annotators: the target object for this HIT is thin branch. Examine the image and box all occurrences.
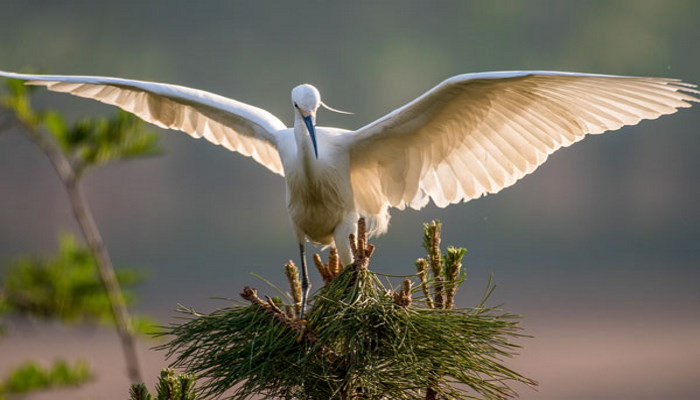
[349,218,374,271]
[424,221,445,309]
[313,247,342,286]
[240,286,318,343]
[416,258,434,309]
[19,119,143,383]
[284,261,302,318]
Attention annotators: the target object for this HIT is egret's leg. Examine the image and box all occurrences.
[334,212,358,267]
[299,243,311,319]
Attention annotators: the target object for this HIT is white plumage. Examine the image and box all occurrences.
[2,69,697,316]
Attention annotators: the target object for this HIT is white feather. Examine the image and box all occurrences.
[340,71,699,235]
[0,71,286,175]
[1,69,697,268]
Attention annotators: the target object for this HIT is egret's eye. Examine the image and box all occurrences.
[294,102,299,108]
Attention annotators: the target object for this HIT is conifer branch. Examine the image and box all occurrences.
[423,221,445,309]
[444,246,466,310]
[313,247,342,285]
[415,258,434,309]
[240,286,317,343]
[160,219,534,400]
[349,218,375,272]
[284,261,302,317]
[329,246,342,276]
[392,279,413,308]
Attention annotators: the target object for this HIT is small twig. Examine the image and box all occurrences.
[443,247,466,310]
[349,218,374,272]
[415,258,434,309]
[284,305,295,320]
[240,286,317,343]
[424,221,445,310]
[392,279,413,308]
[313,254,333,285]
[284,261,302,318]
[265,296,283,314]
[313,247,342,285]
[329,247,341,276]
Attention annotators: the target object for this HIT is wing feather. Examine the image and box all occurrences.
[344,71,699,232]
[0,71,287,175]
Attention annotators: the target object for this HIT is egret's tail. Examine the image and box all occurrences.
[361,206,391,238]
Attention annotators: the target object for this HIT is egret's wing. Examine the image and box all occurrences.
[0,71,287,175]
[345,71,699,215]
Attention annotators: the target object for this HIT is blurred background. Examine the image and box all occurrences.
[0,1,698,399]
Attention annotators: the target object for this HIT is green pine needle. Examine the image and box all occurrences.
[129,369,197,400]
[158,222,534,400]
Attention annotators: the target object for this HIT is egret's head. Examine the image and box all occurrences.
[292,84,321,114]
[292,84,321,159]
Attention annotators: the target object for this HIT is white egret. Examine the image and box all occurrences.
[1,70,697,317]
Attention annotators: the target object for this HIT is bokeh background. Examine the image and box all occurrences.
[1,1,698,399]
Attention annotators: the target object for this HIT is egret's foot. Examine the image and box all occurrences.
[299,297,307,320]
[299,279,311,320]
[298,243,311,319]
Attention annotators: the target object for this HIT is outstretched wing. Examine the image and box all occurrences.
[344,71,699,216]
[0,71,287,175]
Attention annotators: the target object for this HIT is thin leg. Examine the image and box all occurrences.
[299,243,311,319]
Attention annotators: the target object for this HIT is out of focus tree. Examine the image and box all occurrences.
[0,76,161,384]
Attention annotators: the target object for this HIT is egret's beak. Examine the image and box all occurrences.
[302,113,318,159]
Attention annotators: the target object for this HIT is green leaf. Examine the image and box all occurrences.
[1,360,92,394]
[2,77,162,176]
[1,233,153,332]
[42,111,69,149]
[1,78,40,128]
[65,111,162,175]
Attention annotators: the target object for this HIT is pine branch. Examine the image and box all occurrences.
[129,369,197,400]
[423,221,445,309]
[415,258,434,309]
[240,286,318,343]
[349,218,375,272]
[284,261,303,318]
[159,219,534,400]
[313,247,342,285]
[444,246,467,310]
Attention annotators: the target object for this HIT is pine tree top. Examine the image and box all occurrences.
[158,219,535,400]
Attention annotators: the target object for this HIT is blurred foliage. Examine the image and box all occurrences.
[45,109,161,177]
[1,77,161,177]
[0,359,92,397]
[1,74,160,384]
[0,234,155,335]
[160,220,532,400]
[129,369,197,400]
[0,78,41,128]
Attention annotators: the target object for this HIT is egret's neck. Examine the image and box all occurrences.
[294,114,317,176]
